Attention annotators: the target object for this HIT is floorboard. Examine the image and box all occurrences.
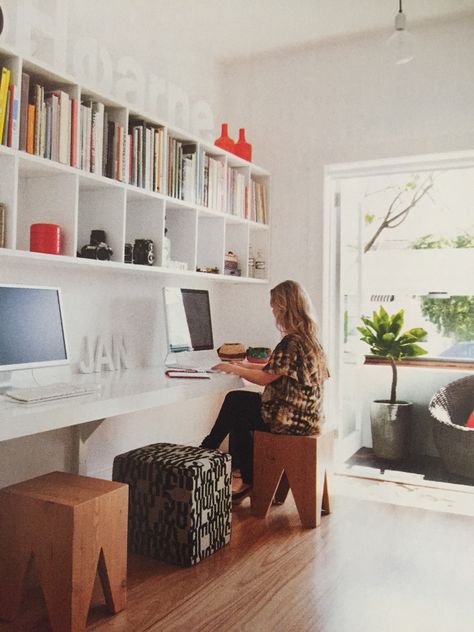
[1,477,473,632]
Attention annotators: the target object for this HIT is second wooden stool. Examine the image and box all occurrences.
[0,471,128,632]
[251,429,335,528]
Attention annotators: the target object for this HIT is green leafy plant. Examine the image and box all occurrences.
[420,296,474,341]
[357,307,428,404]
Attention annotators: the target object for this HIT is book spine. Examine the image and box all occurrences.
[19,72,30,151]
[26,104,35,154]
[0,67,11,144]
[70,98,78,167]
[10,84,20,149]
[2,84,10,146]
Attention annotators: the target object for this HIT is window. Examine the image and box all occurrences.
[341,167,474,367]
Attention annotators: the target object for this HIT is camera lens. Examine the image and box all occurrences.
[96,246,110,261]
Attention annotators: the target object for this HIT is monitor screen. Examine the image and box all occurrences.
[163,288,214,352]
[0,285,69,371]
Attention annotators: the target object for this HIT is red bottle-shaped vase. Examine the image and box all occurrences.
[234,128,252,162]
[214,123,235,152]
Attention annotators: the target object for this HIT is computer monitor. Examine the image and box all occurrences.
[163,287,214,353]
[0,284,69,376]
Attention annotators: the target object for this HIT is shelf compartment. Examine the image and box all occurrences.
[125,190,165,267]
[196,215,225,273]
[165,207,197,272]
[77,175,126,262]
[0,153,17,248]
[17,159,77,256]
[224,222,249,278]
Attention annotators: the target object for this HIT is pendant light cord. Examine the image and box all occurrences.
[399,0,403,13]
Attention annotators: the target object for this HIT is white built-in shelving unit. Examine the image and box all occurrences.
[0,43,270,283]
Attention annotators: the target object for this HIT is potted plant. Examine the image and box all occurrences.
[357,306,428,459]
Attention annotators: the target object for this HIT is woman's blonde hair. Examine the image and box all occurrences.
[270,280,321,352]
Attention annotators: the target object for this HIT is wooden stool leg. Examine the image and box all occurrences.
[285,439,318,528]
[251,433,284,518]
[274,471,291,505]
[0,498,31,621]
[97,493,127,614]
[316,433,333,522]
[34,509,99,632]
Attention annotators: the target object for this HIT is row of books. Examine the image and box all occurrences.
[1,69,268,220]
[19,73,76,164]
[250,180,268,224]
[227,169,248,218]
[0,66,19,148]
[167,138,197,202]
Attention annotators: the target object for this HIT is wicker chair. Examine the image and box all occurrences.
[428,375,474,480]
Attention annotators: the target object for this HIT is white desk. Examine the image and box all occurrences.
[0,367,243,473]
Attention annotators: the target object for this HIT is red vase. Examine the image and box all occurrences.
[214,123,235,152]
[234,128,252,162]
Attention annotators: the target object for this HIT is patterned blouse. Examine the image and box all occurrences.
[260,333,329,435]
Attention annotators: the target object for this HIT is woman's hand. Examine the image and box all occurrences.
[211,361,279,385]
[211,362,235,374]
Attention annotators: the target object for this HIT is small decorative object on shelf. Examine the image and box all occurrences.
[30,223,62,255]
[224,251,240,276]
[0,203,5,247]
[162,227,171,267]
[246,347,272,364]
[79,229,113,261]
[217,343,247,361]
[234,128,252,162]
[214,123,235,152]
[248,246,255,278]
[133,239,155,266]
[124,243,133,263]
[196,266,219,274]
[254,249,266,279]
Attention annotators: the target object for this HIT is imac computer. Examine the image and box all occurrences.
[163,287,217,369]
[0,284,69,390]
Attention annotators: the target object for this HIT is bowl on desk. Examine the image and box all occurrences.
[217,343,246,362]
[246,347,272,364]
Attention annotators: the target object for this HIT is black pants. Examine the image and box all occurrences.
[201,390,269,484]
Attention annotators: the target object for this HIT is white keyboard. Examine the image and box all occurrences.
[5,382,100,404]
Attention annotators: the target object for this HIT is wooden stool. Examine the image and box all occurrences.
[251,429,335,528]
[0,471,128,632]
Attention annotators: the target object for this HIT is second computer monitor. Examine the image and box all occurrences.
[163,288,214,353]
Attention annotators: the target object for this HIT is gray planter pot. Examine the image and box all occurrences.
[370,400,413,460]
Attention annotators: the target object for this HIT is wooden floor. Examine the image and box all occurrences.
[1,477,473,632]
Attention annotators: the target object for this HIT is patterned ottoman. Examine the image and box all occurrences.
[112,443,231,566]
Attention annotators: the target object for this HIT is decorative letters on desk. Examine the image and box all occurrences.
[79,335,130,374]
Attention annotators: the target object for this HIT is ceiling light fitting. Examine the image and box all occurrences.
[386,0,414,65]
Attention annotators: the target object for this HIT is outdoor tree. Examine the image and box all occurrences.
[363,174,434,253]
[420,296,474,341]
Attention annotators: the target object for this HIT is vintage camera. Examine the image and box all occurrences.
[124,242,133,263]
[79,230,113,261]
[133,239,155,265]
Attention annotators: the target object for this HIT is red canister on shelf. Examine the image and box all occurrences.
[30,223,62,255]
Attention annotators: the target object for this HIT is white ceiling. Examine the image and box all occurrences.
[138,0,474,62]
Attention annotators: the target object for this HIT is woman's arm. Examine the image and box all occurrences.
[212,362,279,386]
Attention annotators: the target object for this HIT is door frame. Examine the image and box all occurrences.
[322,149,474,463]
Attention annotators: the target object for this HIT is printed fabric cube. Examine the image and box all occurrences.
[112,443,231,566]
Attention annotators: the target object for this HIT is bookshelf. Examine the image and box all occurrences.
[0,44,270,283]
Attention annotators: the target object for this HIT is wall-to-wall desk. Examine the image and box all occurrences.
[0,367,242,475]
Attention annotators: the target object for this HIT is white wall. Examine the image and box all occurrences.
[220,16,474,453]
[0,1,274,487]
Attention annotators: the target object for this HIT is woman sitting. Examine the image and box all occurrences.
[201,279,329,502]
